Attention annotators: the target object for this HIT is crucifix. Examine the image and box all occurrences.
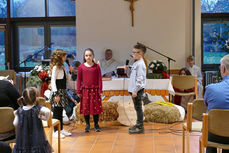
[124,0,138,27]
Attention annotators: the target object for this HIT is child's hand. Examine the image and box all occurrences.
[54,96,60,102]
[124,65,129,70]
[78,94,82,98]
[132,92,137,98]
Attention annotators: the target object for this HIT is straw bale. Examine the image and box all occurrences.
[144,103,180,123]
[76,102,118,123]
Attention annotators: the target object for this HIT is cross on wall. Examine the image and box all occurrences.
[124,0,138,27]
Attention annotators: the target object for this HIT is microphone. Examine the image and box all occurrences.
[125,59,129,66]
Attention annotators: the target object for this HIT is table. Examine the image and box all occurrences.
[102,78,174,102]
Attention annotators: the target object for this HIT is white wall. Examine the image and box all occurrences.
[76,0,195,69]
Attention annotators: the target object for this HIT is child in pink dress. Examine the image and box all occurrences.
[77,48,103,132]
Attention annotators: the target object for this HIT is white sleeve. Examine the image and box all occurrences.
[13,110,18,126]
[38,106,51,121]
[51,66,58,92]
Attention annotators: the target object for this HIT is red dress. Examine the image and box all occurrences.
[77,63,103,115]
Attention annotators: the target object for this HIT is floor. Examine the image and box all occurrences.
[51,121,201,153]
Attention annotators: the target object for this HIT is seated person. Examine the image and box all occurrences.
[174,68,194,110]
[204,54,229,153]
[64,53,75,74]
[65,61,81,120]
[186,55,203,98]
[0,79,20,110]
[0,79,20,142]
[99,49,119,77]
[0,141,12,153]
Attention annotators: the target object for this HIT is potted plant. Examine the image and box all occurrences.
[147,60,169,79]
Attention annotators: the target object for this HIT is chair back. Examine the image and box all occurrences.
[37,97,46,106]
[0,107,15,133]
[37,98,52,127]
[208,109,229,137]
[172,75,196,90]
[192,99,207,121]
[186,99,207,131]
[0,70,16,85]
[45,101,52,127]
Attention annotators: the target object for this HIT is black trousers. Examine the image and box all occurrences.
[130,88,144,125]
[0,141,12,153]
[207,132,229,153]
[53,106,63,131]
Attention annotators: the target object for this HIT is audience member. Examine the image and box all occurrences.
[64,53,75,74]
[186,55,203,98]
[68,61,81,89]
[99,49,119,77]
[65,61,81,120]
[0,141,12,153]
[0,80,20,110]
[13,87,52,153]
[204,54,229,153]
[173,67,194,110]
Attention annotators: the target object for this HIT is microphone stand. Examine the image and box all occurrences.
[17,46,50,89]
[137,42,176,77]
[137,42,176,102]
[17,46,50,68]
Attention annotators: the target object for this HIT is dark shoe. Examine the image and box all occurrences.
[94,124,101,132]
[129,124,138,131]
[85,124,90,132]
[129,124,144,134]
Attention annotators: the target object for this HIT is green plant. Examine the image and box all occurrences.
[26,64,50,87]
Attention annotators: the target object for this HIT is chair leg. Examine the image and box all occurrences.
[49,128,53,146]
[44,128,52,146]
[58,123,61,153]
[199,138,201,153]
[187,131,190,153]
[182,127,185,153]
[200,141,204,153]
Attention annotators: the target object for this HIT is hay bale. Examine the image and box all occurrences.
[144,102,180,123]
[76,102,118,123]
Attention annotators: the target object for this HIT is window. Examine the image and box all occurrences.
[0,0,76,71]
[51,25,76,56]
[202,21,228,65]
[11,0,45,17]
[201,0,229,13]
[48,0,76,17]
[0,0,7,18]
[201,0,229,70]
[18,26,44,67]
[0,31,6,70]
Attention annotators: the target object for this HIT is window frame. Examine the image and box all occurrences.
[0,0,76,72]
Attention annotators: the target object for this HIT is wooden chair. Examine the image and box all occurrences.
[0,70,17,86]
[0,107,16,147]
[182,99,207,153]
[172,75,198,101]
[199,109,229,153]
[37,97,61,153]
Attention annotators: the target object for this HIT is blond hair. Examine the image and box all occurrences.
[187,55,195,61]
[49,49,66,75]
